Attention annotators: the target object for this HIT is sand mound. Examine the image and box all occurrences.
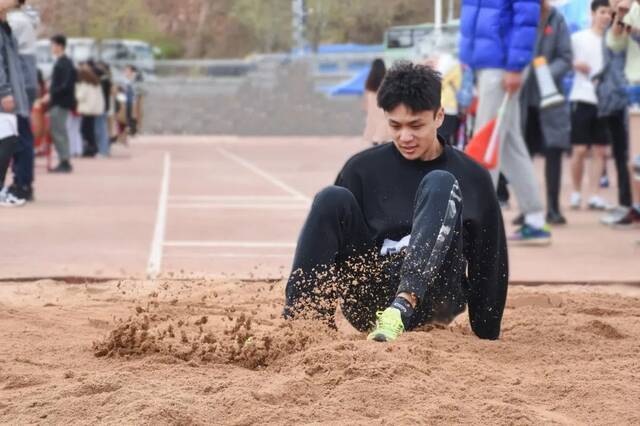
[1,279,640,425]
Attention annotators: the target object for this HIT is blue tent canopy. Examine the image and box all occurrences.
[327,66,370,96]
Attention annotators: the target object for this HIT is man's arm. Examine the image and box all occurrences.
[466,173,509,340]
[505,0,540,72]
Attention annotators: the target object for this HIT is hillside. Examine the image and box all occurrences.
[29,0,460,58]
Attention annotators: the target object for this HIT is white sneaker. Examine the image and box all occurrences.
[587,196,609,211]
[570,192,581,210]
[0,189,26,207]
[600,206,630,225]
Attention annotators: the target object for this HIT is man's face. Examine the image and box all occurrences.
[51,43,62,57]
[593,6,613,29]
[385,103,444,161]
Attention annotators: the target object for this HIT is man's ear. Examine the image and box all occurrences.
[435,107,445,129]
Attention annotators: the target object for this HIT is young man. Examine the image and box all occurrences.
[44,34,76,173]
[569,0,613,211]
[284,62,508,342]
[0,0,29,207]
[460,0,551,244]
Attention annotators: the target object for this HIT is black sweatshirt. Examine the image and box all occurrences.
[50,55,77,110]
[335,141,509,340]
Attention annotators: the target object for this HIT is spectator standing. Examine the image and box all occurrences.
[460,0,551,244]
[604,0,640,226]
[76,63,103,157]
[44,34,76,173]
[520,0,573,225]
[596,0,633,223]
[568,0,613,211]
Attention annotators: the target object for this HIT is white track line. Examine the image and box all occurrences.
[146,152,171,279]
[170,195,303,202]
[217,147,311,202]
[164,241,296,249]
[167,203,309,210]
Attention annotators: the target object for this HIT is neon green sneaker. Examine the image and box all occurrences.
[367,308,405,342]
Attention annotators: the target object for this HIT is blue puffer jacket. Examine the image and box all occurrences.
[459,0,541,72]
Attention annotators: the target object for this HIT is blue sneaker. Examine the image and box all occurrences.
[508,224,551,246]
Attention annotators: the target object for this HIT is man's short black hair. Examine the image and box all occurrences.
[51,34,67,49]
[591,0,609,12]
[377,61,442,114]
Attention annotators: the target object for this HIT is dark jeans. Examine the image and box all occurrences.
[11,115,35,187]
[0,136,18,187]
[525,106,564,213]
[81,115,97,156]
[603,110,632,207]
[284,170,467,332]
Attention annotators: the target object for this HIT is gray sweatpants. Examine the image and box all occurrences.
[50,106,70,162]
[475,69,544,215]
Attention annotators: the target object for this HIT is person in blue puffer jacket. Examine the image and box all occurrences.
[460,0,551,245]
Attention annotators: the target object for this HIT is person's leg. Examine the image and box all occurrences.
[11,116,35,193]
[96,114,110,156]
[396,170,466,328]
[476,69,545,222]
[587,111,612,209]
[499,86,546,227]
[366,171,466,341]
[496,173,510,206]
[81,116,97,156]
[524,106,543,158]
[608,111,632,207]
[0,136,16,188]
[284,186,377,325]
[571,145,588,204]
[590,144,608,206]
[71,116,83,157]
[49,106,71,165]
[545,147,564,221]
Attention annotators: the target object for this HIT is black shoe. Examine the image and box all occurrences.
[546,210,567,225]
[50,161,72,173]
[8,184,34,202]
[512,213,525,226]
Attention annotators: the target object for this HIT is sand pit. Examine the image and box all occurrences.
[1,279,639,425]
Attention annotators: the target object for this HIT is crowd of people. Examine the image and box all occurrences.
[0,0,144,207]
[363,0,640,245]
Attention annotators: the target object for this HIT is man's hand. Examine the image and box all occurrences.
[1,95,15,112]
[616,0,632,19]
[503,71,522,94]
[41,93,50,105]
[574,61,591,75]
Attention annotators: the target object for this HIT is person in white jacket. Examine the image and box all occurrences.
[75,63,104,157]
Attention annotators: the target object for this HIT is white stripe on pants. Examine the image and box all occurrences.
[475,69,544,215]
